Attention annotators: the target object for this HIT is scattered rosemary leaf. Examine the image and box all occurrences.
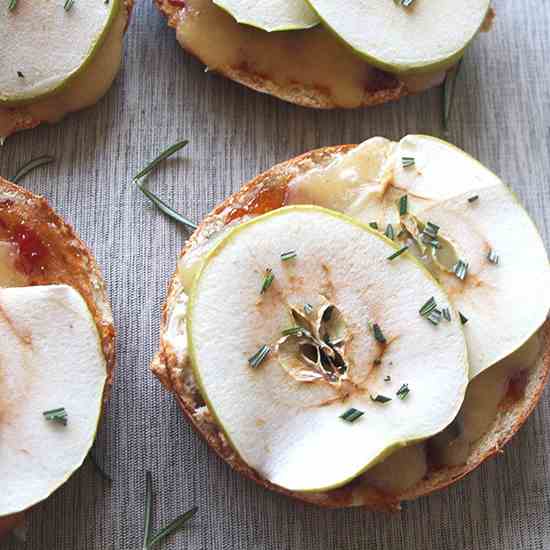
[427,308,442,326]
[12,155,54,183]
[459,312,469,325]
[419,296,437,317]
[370,394,392,404]
[248,345,270,369]
[420,222,441,248]
[442,58,464,133]
[387,245,409,261]
[453,259,469,281]
[373,358,382,366]
[442,307,452,322]
[133,141,197,231]
[487,249,499,265]
[304,303,313,316]
[148,508,198,549]
[64,0,75,11]
[398,195,408,216]
[134,140,189,180]
[424,222,440,237]
[281,326,302,337]
[143,471,198,550]
[137,182,197,230]
[396,384,410,400]
[17,71,24,78]
[369,221,379,230]
[402,156,415,169]
[401,0,415,6]
[421,234,441,249]
[143,471,153,550]
[280,250,297,262]
[384,375,391,382]
[8,0,16,11]
[372,323,387,345]
[468,194,479,203]
[43,407,67,426]
[340,408,364,423]
[385,224,395,241]
[260,268,274,294]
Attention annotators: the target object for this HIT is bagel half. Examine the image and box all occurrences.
[152,144,550,510]
[0,0,134,141]
[155,0,494,109]
[0,178,115,534]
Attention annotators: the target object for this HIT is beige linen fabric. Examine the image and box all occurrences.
[1,1,549,548]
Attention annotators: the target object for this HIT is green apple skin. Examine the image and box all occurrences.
[305,1,491,75]
[0,0,122,108]
[213,0,319,32]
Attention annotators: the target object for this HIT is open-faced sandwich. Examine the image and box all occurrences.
[152,135,550,509]
[0,0,134,142]
[0,178,115,538]
[155,0,494,109]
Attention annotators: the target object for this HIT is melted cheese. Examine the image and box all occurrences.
[175,0,445,108]
[168,137,544,496]
[0,5,128,140]
[0,242,28,287]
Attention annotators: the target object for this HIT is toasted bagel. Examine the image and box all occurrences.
[155,0,494,109]
[0,178,115,534]
[0,0,134,141]
[152,144,550,510]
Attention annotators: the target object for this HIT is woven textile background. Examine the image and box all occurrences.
[1,1,549,549]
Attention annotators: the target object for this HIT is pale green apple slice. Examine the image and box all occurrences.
[307,0,490,74]
[0,285,107,516]
[188,206,468,492]
[413,184,550,379]
[290,135,550,380]
[214,0,319,32]
[392,135,501,207]
[0,0,121,106]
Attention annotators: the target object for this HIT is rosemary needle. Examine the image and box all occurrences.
[148,507,198,548]
[137,181,197,229]
[43,407,67,425]
[12,156,55,183]
[8,0,17,11]
[143,471,198,550]
[143,472,153,550]
[442,58,464,133]
[133,141,189,181]
[133,141,197,231]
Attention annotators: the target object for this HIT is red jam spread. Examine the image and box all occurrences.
[10,225,48,275]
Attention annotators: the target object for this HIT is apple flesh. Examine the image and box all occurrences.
[0,0,121,106]
[307,0,491,74]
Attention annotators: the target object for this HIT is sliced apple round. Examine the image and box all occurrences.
[307,0,490,74]
[413,184,550,379]
[288,135,550,380]
[0,0,121,106]
[0,285,107,517]
[188,205,468,492]
[213,0,319,32]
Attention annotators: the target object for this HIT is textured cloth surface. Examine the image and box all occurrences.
[1,1,550,549]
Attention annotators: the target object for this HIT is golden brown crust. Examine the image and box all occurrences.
[0,177,115,387]
[153,0,406,110]
[0,512,23,542]
[152,145,550,510]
